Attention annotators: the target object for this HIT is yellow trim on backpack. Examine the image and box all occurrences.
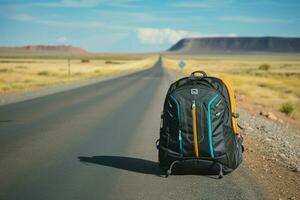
[218,78,240,139]
[192,102,199,158]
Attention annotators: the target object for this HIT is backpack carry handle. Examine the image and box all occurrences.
[190,71,207,77]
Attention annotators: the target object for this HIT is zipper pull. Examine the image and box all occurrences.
[179,131,182,141]
[192,100,196,108]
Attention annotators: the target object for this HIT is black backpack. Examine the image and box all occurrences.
[156,71,243,178]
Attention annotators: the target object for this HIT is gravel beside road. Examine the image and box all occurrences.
[239,108,300,171]
[238,108,300,199]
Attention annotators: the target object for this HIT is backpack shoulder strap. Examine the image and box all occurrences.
[218,77,240,139]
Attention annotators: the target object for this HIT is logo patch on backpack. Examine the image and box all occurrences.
[191,88,198,95]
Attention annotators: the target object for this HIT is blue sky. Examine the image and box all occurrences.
[0,0,300,52]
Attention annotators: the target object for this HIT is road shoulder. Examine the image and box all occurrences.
[239,105,300,200]
[0,70,138,106]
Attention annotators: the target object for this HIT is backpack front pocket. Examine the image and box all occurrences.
[205,94,226,158]
[169,95,183,157]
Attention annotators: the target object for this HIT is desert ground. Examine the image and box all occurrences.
[0,55,157,95]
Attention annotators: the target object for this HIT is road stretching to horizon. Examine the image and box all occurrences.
[0,58,265,200]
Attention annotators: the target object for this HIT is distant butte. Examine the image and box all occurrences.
[167,37,300,54]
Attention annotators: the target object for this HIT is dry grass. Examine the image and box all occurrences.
[163,54,300,121]
[0,56,157,95]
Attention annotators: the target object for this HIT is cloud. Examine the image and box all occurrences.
[137,28,190,45]
[98,11,163,23]
[170,0,235,9]
[171,1,212,8]
[30,0,100,8]
[218,16,290,24]
[29,0,140,8]
[40,20,103,28]
[8,13,104,28]
[105,0,141,8]
[56,36,67,43]
[10,13,37,21]
[136,28,236,45]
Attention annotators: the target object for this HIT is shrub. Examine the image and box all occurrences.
[24,79,32,83]
[105,60,120,64]
[81,59,90,63]
[15,65,27,69]
[0,68,10,73]
[74,72,83,76]
[2,86,9,91]
[259,64,270,71]
[37,71,50,76]
[280,102,294,115]
[258,83,268,88]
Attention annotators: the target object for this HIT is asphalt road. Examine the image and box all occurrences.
[0,59,265,200]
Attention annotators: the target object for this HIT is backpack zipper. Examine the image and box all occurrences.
[170,95,183,157]
[192,100,199,158]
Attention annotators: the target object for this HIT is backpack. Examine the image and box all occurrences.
[156,71,243,178]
